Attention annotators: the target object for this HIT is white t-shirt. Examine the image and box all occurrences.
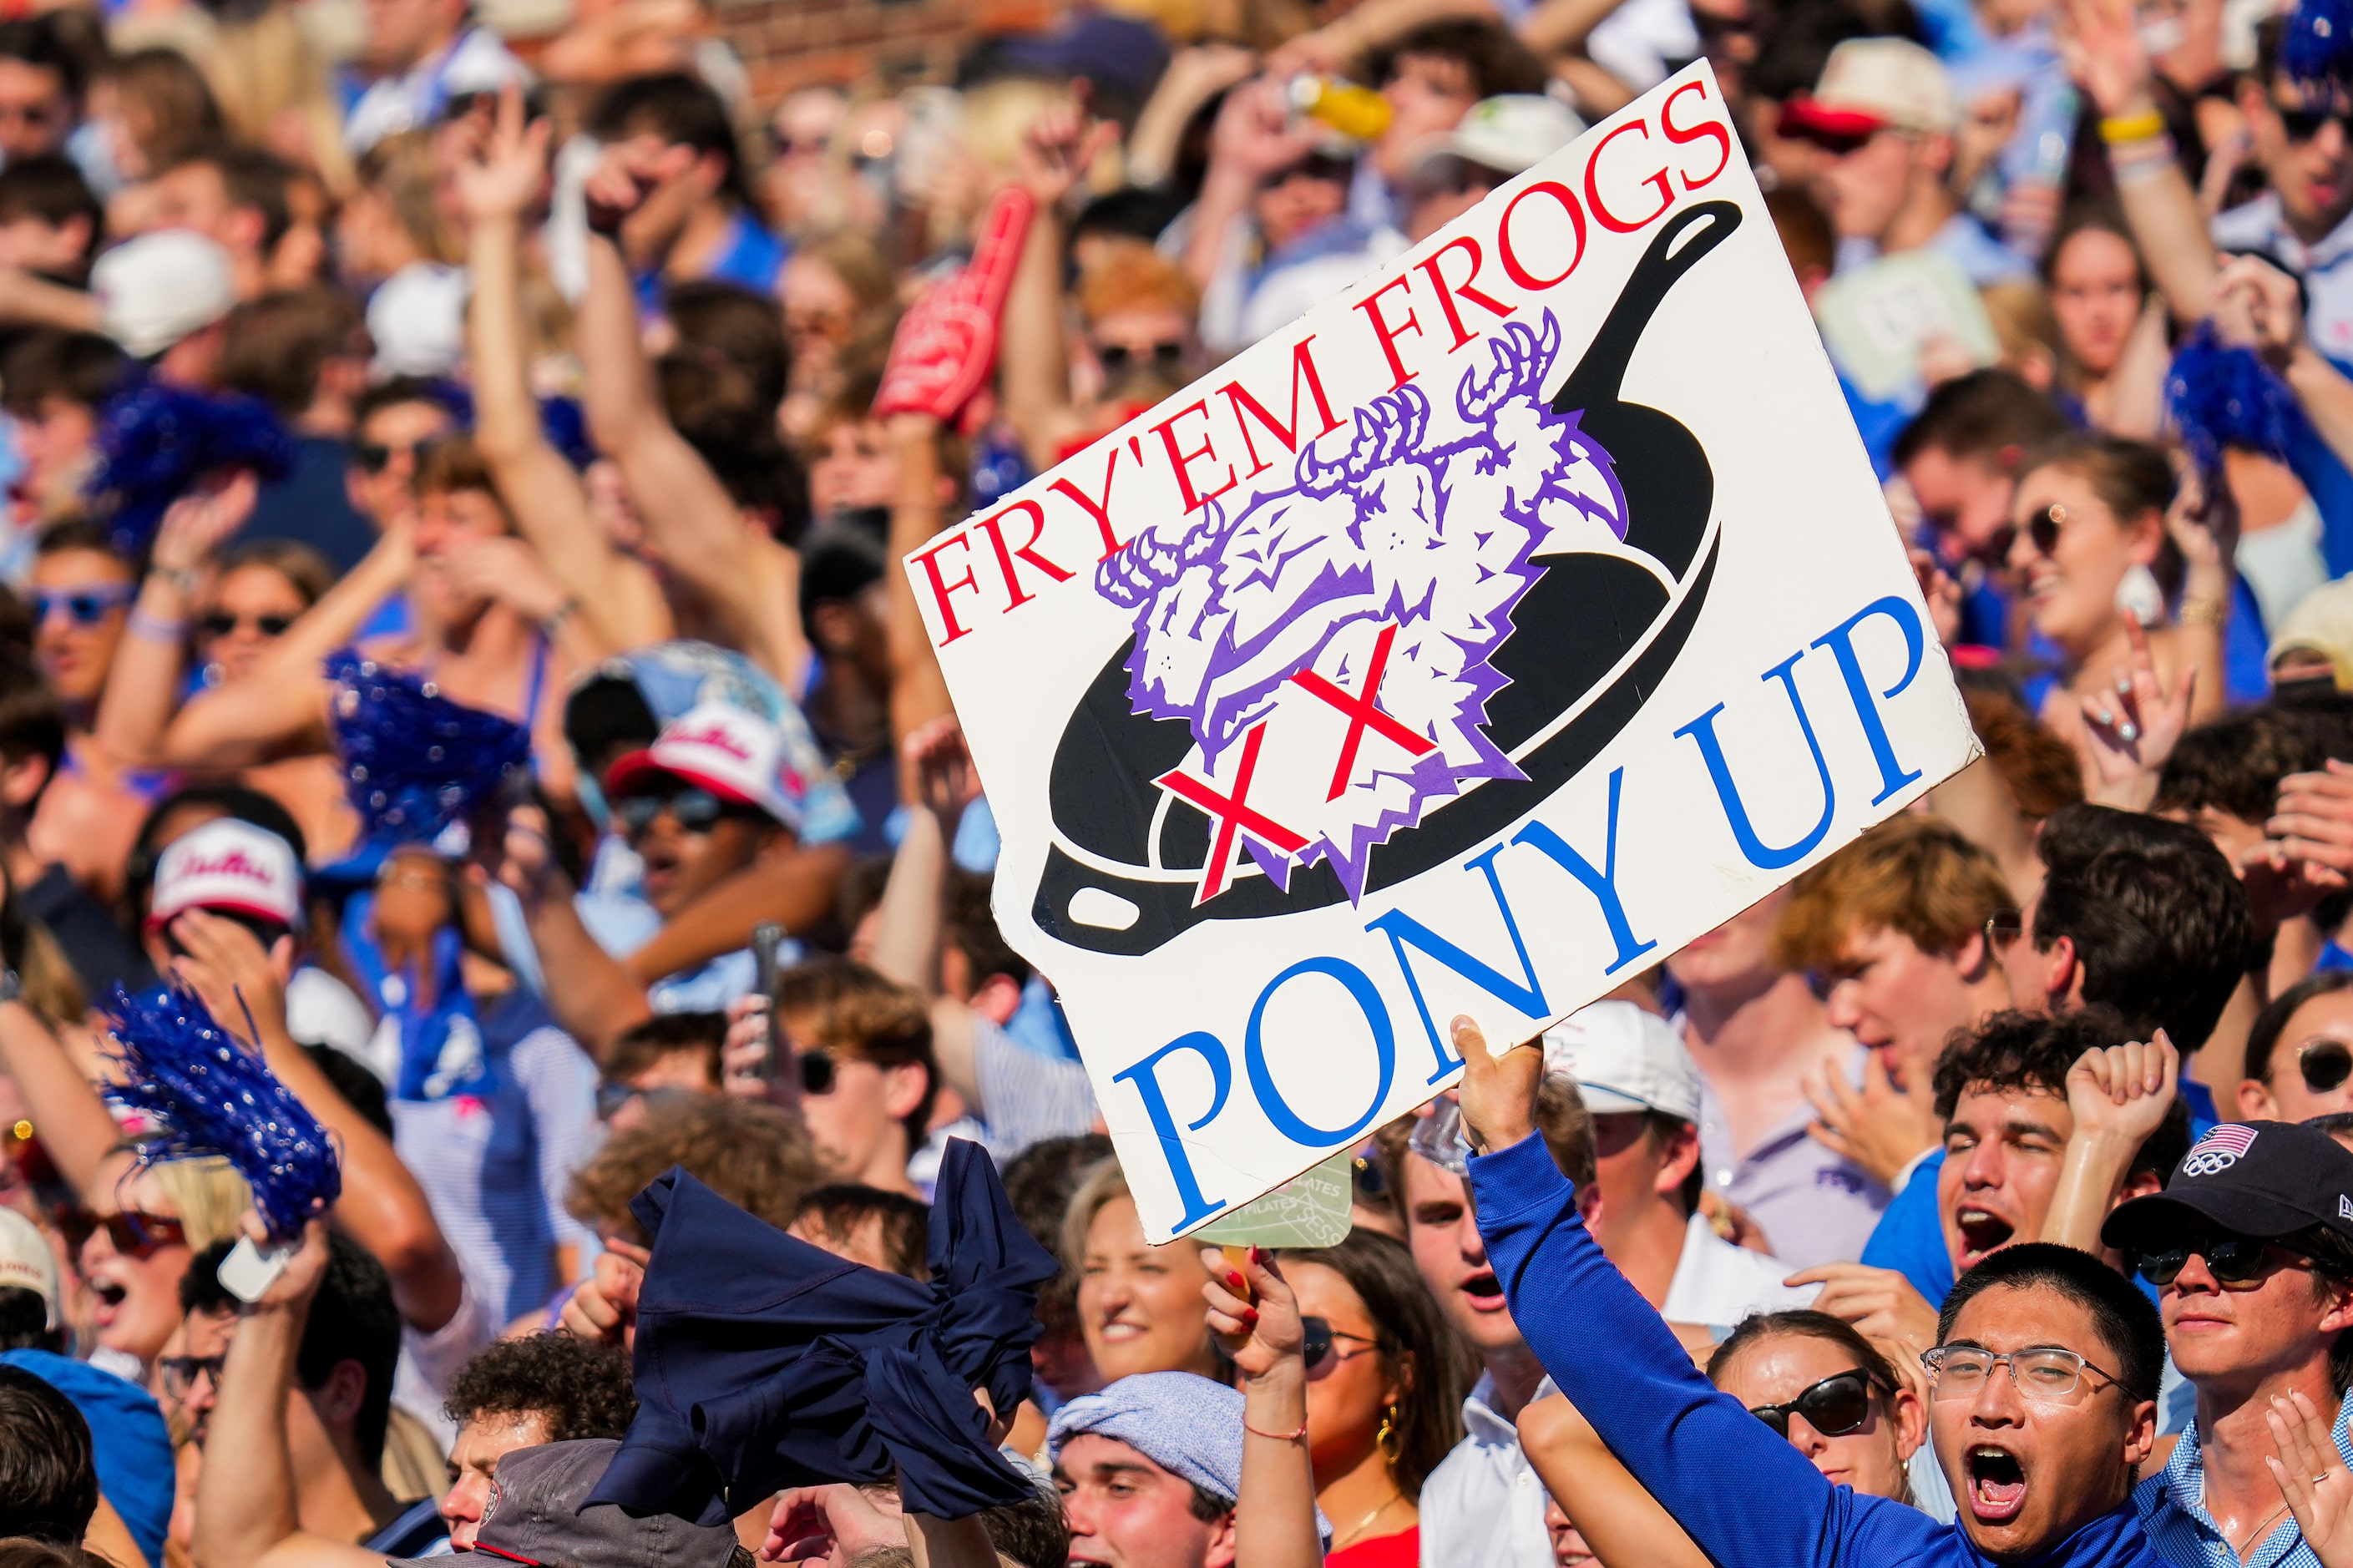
[1659,1211,1820,1331]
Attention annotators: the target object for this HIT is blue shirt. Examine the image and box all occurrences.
[2,1348,173,1568]
[2134,1383,2353,1567]
[1470,1132,2164,1568]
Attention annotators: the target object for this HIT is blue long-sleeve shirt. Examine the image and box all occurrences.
[1467,1130,2163,1568]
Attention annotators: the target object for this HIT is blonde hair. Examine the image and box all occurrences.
[207,7,354,194]
[144,1156,252,1252]
[356,130,460,266]
[1061,1156,1131,1268]
[1773,813,2013,974]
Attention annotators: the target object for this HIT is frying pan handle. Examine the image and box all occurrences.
[1554,199,1743,412]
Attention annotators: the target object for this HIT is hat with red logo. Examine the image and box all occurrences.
[603,703,805,832]
[146,818,304,933]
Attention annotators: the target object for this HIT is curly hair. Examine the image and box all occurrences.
[444,1333,636,1440]
[567,1094,825,1241]
[1930,1009,2190,1184]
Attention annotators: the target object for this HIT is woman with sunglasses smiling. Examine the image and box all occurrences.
[1520,1311,1929,1566]
[2004,433,2228,789]
[2239,972,2353,1122]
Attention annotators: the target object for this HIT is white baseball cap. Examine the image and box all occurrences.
[1780,37,1960,140]
[1541,1000,1701,1121]
[93,230,237,359]
[147,818,305,934]
[1413,94,1586,180]
[0,1207,59,1329]
[605,703,807,832]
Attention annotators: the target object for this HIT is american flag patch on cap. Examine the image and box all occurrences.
[2179,1124,2259,1177]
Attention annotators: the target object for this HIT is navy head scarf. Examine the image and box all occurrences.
[590,1138,1058,1524]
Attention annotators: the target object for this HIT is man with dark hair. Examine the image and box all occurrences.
[587,72,785,300]
[787,1183,930,1278]
[185,1227,450,1565]
[345,375,457,550]
[0,154,99,284]
[0,18,82,164]
[1456,1016,2170,1568]
[438,1333,637,1550]
[0,1362,96,1546]
[0,644,145,994]
[152,143,304,300]
[1894,369,2073,650]
[218,286,377,572]
[601,1009,726,1130]
[0,329,124,533]
[1356,19,1548,230]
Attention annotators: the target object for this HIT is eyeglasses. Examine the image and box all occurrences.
[1300,1315,1384,1380]
[2021,503,2067,557]
[157,1353,227,1400]
[2292,1039,2353,1095]
[1920,1344,2127,1402]
[58,1207,188,1260]
[197,610,294,640]
[1097,341,1188,375]
[356,438,428,475]
[1983,910,2024,951]
[2136,1231,2310,1288]
[2275,99,2353,142]
[29,584,134,626]
[615,786,736,836]
[1746,1368,1879,1438]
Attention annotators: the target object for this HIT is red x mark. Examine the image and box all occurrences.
[1289,622,1437,802]
[1156,721,1308,905]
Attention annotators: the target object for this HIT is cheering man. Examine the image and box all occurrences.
[1453,1012,2169,1566]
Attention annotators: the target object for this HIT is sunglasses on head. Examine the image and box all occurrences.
[2292,1038,2353,1095]
[1299,1315,1384,1380]
[198,610,293,640]
[58,1207,188,1259]
[1747,1368,1879,1438]
[2136,1231,2306,1288]
[2276,100,2353,142]
[30,584,133,626]
[615,785,735,835]
[1097,341,1187,375]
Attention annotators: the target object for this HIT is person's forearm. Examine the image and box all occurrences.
[525,885,651,1061]
[871,805,946,998]
[0,1000,124,1199]
[1521,1397,1710,1568]
[1468,1134,1923,1568]
[2109,121,2218,323]
[2038,1130,2143,1252]
[1182,167,1255,295]
[885,417,954,750]
[1519,0,1634,55]
[2287,342,2353,468]
[93,572,195,766]
[468,215,542,460]
[581,231,663,447]
[2174,574,2229,726]
[0,269,99,331]
[618,841,851,984]
[999,188,1076,471]
[190,1295,304,1568]
[902,1510,1001,1568]
[1236,1366,1321,1568]
[255,1016,463,1331]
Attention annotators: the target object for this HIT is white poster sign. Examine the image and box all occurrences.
[915,61,1982,1242]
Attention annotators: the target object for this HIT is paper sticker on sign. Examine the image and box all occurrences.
[918,61,1981,1242]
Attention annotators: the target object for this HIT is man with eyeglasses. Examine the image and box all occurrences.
[1455,1012,2173,1568]
[2088,1118,2353,1567]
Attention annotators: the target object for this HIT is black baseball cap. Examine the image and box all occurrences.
[2103,1120,2353,1253]
[387,1439,742,1568]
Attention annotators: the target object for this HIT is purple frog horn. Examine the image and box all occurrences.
[1459,314,1564,424]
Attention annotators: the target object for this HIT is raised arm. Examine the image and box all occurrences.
[164,908,465,1333]
[2039,1034,2177,1254]
[1202,1246,1327,1568]
[488,803,653,1063]
[616,839,853,987]
[2065,0,2216,323]
[884,413,955,748]
[189,1217,389,1568]
[1453,1015,1943,1568]
[1516,1393,1711,1568]
[577,152,807,689]
[999,103,1117,471]
[871,720,981,1102]
[94,477,258,768]
[460,86,671,654]
[0,992,124,1204]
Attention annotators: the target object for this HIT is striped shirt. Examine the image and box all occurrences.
[2133,1385,2353,1568]
[972,1016,1098,1163]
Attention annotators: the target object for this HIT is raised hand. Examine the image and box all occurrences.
[1804,1050,1941,1190]
[166,907,291,1051]
[2266,1388,2353,1567]
[2077,617,2194,788]
[1783,1262,1940,1400]
[151,471,261,579]
[1455,1014,1542,1158]
[1015,93,1120,210]
[2214,253,2308,367]
[904,716,982,827]
[761,1480,904,1564]
[1202,1242,1306,1383]
[2064,1031,2178,1147]
[1209,75,1323,183]
[2060,0,2157,118]
[584,139,696,237]
[453,81,553,225]
[557,1239,650,1348]
[2270,761,2353,878]
[440,536,572,624]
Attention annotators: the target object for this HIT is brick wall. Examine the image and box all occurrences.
[722,0,1064,107]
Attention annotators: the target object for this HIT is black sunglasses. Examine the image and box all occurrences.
[1747,1368,1879,1439]
[615,786,734,835]
[2020,503,2067,556]
[355,438,433,475]
[198,610,294,639]
[29,586,132,626]
[1299,1314,1384,1380]
[2137,1232,2302,1288]
[2294,1039,2353,1095]
[798,1047,841,1096]
[2277,100,2353,142]
[157,1353,228,1399]
[1098,341,1187,374]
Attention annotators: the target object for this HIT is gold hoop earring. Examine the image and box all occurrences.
[1376,1404,1399,1463]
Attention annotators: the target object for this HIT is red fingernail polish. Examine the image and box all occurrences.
[1241,1308,1258,1328]
[1227,1272,1246,1292]
[1249,1246,1265,1266]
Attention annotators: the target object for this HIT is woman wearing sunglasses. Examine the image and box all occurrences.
[1520,1311,1927,1567]
[1273,1229,1475,1568]
[2003,433,2228,790]
[2240,972,2353,1122]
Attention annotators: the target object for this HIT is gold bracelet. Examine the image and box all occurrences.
[2179,595,2228,628]
[2099,109,2168,145]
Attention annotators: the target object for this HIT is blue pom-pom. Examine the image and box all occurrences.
[327,650,532,848]
[417,381,592,470]
[2166,323,2300,472]
[103,983,341,1238]
[84,381,297,559]
[2285,0,2353,84]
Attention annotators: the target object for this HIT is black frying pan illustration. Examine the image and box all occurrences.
[1032,199,1743,957]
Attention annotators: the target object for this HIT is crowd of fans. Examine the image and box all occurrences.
[0,0,2352,1563]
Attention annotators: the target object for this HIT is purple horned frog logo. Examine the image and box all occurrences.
[1096,311,1629,906]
